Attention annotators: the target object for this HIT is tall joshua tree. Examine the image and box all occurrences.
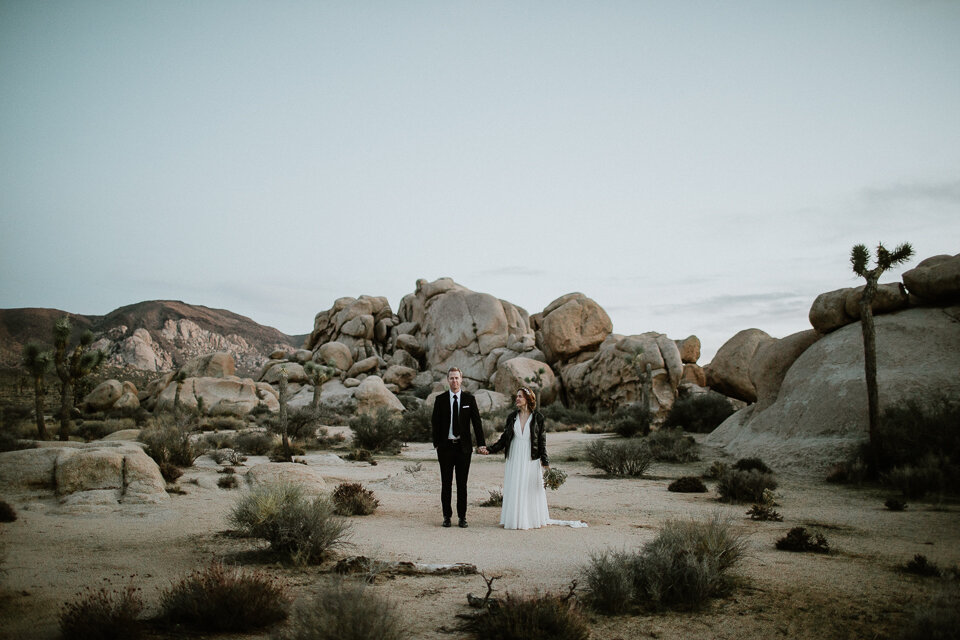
[52,316,105,441]
[277,366,291,459]
[304,361,336,416]
[850,242,914,475]
[21,342,52,439]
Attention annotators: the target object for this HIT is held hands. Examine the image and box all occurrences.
[477,446,489,455]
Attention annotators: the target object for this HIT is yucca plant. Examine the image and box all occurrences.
[52,316,105,441]
[21,342,52,439]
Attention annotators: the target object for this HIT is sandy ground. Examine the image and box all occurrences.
[1,430,959,639]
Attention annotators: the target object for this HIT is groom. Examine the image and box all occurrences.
[432,367,486,528]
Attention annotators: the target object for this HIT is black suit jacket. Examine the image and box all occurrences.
[432,390,486,453]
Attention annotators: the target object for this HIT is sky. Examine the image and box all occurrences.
[1,1,958,363]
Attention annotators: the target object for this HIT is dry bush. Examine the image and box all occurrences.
[59,583,143,640]
[273,579,408,640]
[218,475,239,489]
[541,402,595,427]
[903,554,942,577]
[668,476,708,493]
[480,488,504,507]
[732,457,773,474]
[645,428,700,462]
[585,439,654,476]
[582,514,746,613]
[349,409,403,453]
[398,404,432,442]
[607,403,651,438]
[229,483,351,564]
[138,420,197,469]
[883,454,955,499]
[717,468,778,503]
[74,418,134,442]
[159,560,289,631]
[663,391,735,433]
[461,588,589,640]
[332,482,379,516]
[0,500,17,523]
[775,527,830,553]
[235,431,275,455]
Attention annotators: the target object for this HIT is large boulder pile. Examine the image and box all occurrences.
[0,441,168,507]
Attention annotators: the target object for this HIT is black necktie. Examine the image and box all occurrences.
[451,394,460,437]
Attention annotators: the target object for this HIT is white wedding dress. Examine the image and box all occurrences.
[500,414,587,530]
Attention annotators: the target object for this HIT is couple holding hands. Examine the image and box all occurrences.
[431,367,586,530]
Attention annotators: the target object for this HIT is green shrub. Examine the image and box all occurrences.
[668,476,707,493]
[582,514,746,613]
[349,409,403,453]
[398,404,432,442]
[775,527,829,553]
[541,403,595,427]
[236,431,275,455]
[883,454,956,499]
[663,392,735,433]
[585,439,654,476]
[646,428,700,462]
[717,468,778,503]
[60,583,143,640]
[732,457,772,474]
[332,483,379,516]
[138,421,197,469]
[274,579,408,640]
[0,500,17,522]
[874,398,960,472]
[461,590,589,640]
[281,408,325,441]
[229,483,351,564]
[159,560,289,631]
[904,554,942,577]
[606,403,651,438]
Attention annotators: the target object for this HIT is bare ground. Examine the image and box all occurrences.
[1,430,958,639]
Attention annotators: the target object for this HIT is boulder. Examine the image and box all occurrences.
[395,334,424,358]
[83,380,123,411]
[354,376,405,415]
[681,363,707,387]
[261,362,307,385]
[305,296,393,360]
[473,389,511,414]
[705,329,774,403]
[318,379,358,413]
[903,253,960,302]
[294,349,313,363]
[809,283,910,333]
[316,341,353,371]
[181,352,236,378]
[705,306,960,473]
[383,365,418,391]
[55,448,124,496]
[270,349,288,360]
[245,462,327,494]
[675,336,701,364]
[0,447,60,489]
[389,349,419,371]
[347,356,380,379]
[539,293,613,364]
[156,376,264,416]
[113,391,140,411]
[748,330,821,412]
[843,283,910,319]
[494,357,558,407]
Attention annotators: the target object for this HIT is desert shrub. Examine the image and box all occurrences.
[410,382,434,400]
[582,514,746,613]
[646,428,700,462]
[540,402,594,427]
[59,583,143,640]
[0,500,17,522]
[585,439,654,476]
[159,560,289,631]
[883,454,956,499]
[875,398,960,471]
[746,504,783,521]
[74,419,133,442]
[202,432,236,450]
[157,462,183,483]
[825,458,869,484]
[332,482,379,516]
[138,422,197,469]
[904,554,942,577]
[732,457,773,474]
[344,448,375,464]
[398,404,432,442]
[349,409,402,453]
[605,403,651,438]
[717,468,778,503]
[0,430,31,452]
[461,590,589,640]
[270,441,306,462]
[480,488,503,507]
[885,497,908,511]
[703,460,727,480]
[775,527,829,553]
[663,391,734,433]
[236,431,275,455]
[281,408,325,441]
[229,483,351,564]
[218,475,239,489]
[668,476,708,493]
[202,416,246,432]
[274,579,408,640]
[897,583,960,640]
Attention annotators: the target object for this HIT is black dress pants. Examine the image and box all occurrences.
[437,440,471,520]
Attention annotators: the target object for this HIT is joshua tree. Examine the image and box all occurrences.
[626,346,653,411]
[850,241,914,475]
[52,316,105,441]
[171,369,187,420]
[21,342,52,439]
[277,366,291,459]
[304,361,336,416]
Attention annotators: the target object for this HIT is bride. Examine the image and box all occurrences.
[479,387,586,530]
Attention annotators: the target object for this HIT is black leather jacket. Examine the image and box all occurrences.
[488,410,549,466]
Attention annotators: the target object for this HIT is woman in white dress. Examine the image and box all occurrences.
[479,387,551,529]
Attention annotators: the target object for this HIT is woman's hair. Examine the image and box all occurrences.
[517,387,537,410]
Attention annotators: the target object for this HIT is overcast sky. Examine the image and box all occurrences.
[2,1,958,363]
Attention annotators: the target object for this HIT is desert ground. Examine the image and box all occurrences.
[1,429,958,640]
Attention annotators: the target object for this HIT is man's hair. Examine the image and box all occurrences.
[447,367,462,377]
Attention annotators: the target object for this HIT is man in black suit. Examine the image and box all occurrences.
[432,367,486,528]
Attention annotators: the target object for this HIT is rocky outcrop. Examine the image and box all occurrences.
[493,357,558,407]
[809,283,909,333]
[706,306,960,472]
[83,380,140,413]
[354,376,405,415]
[902,254,960,302]
[704,329,774,403]
[537,293,612,365]
[0,442,168,506]
[748,330,820,412]
[304,296,394,362]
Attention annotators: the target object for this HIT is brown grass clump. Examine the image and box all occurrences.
[60,583,144,640]
[332,482,379,516]
[461,587,589,640]
[274,579,408,640]
[668,476,708,493]
[775,527,829,553]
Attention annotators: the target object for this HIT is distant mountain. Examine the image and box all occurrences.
[0,300,305,376]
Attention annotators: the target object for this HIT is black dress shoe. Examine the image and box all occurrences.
[442,517,451,528]
[458,518,468,528]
